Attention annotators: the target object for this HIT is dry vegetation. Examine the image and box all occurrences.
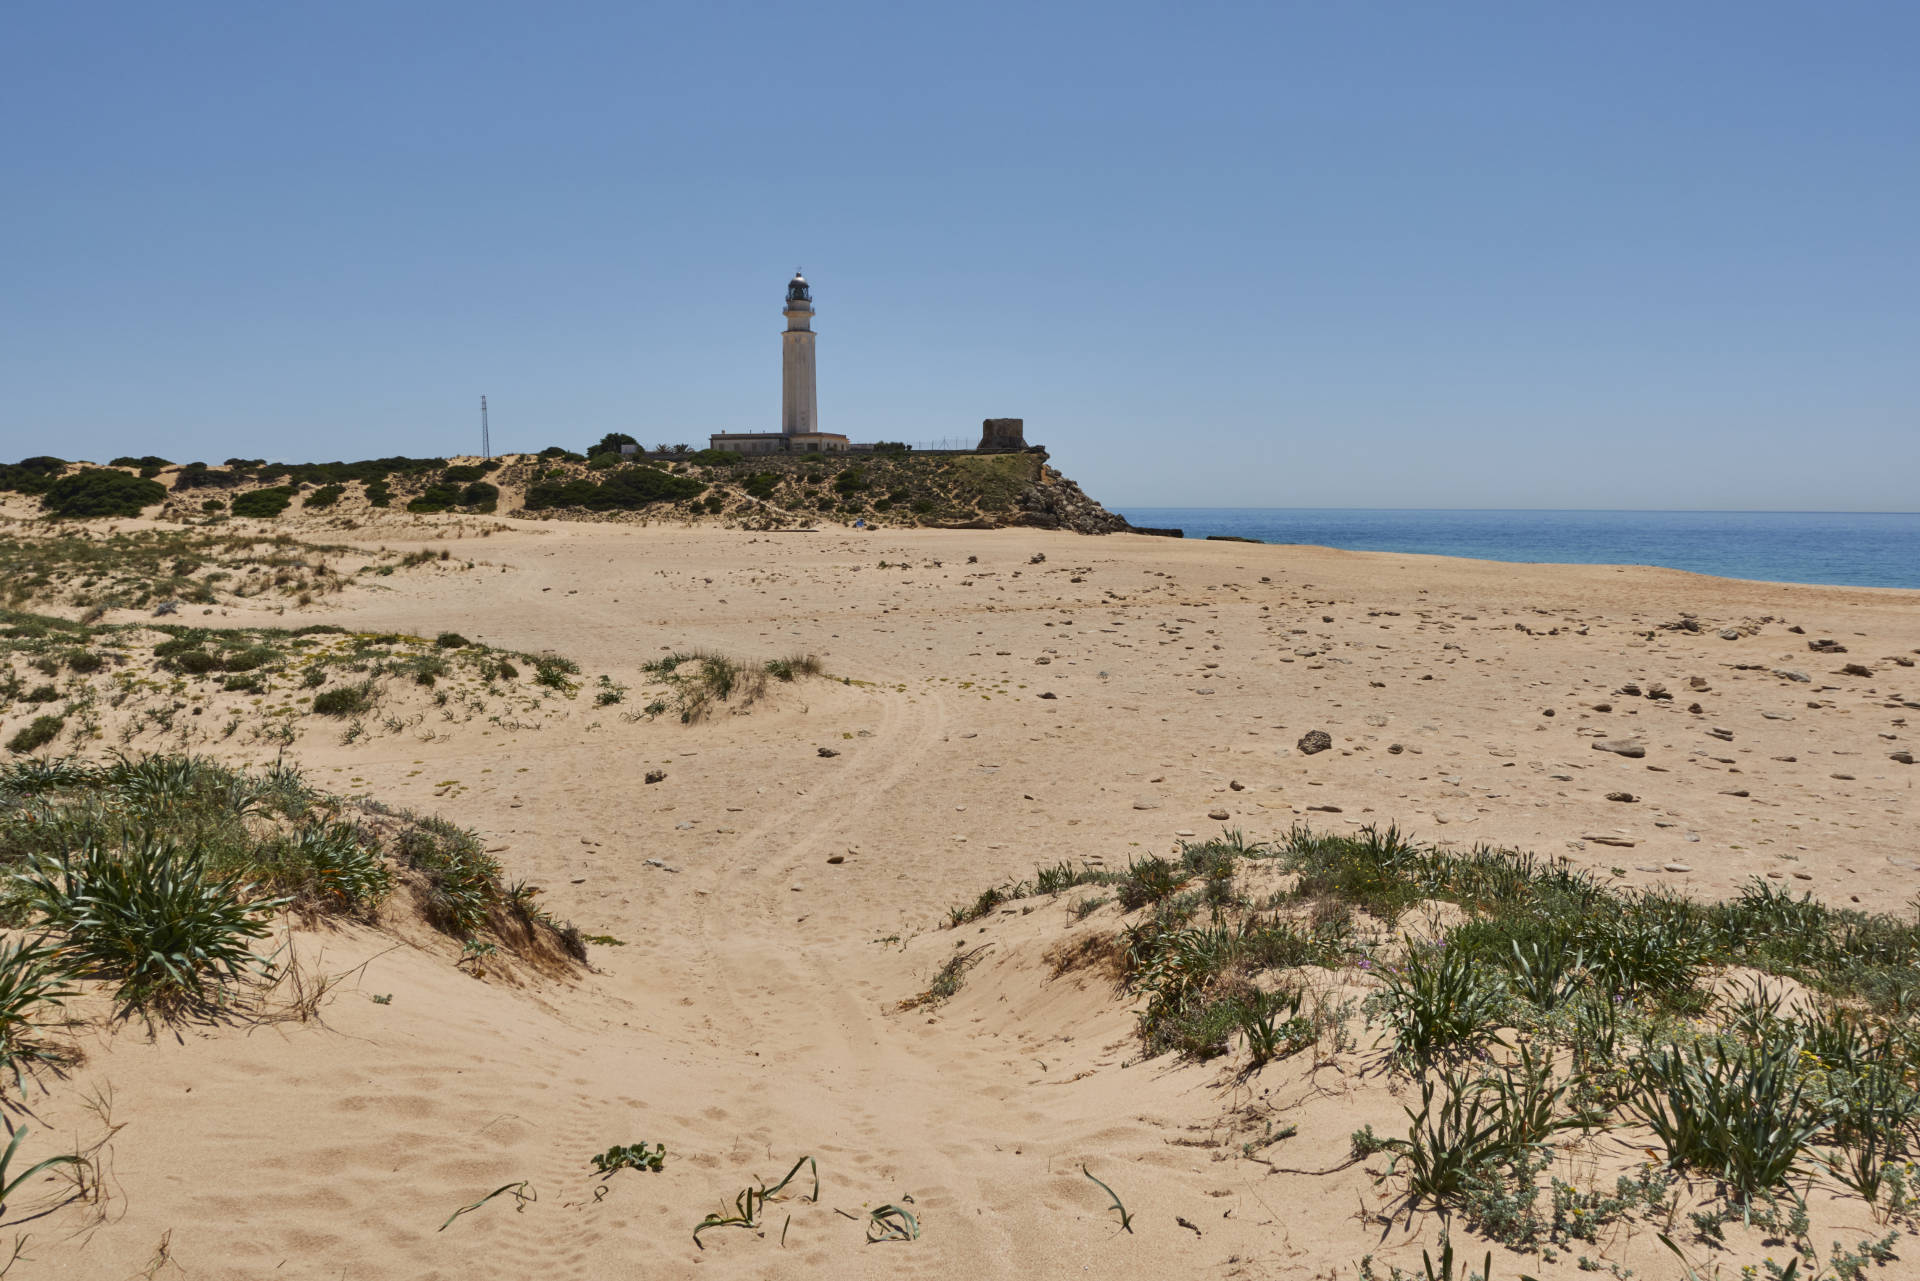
[0,609,588,755]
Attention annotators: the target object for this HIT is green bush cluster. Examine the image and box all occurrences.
[524,466,705,512]
[0,456,67,496]
[39,469,168,519]
[239,456,446,487]
[6,715,64,754]
[231,486,296,518]
[586,432,637,457]
[407,478,498,514]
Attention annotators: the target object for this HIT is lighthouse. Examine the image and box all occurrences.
[781,271,818,436]
[708,270,849,454]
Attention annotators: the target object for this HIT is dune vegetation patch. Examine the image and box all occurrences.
[0,527,437,617]
[635,650,825,723]
[942,825,1920,1276]
[0,748,582,1048]
[0,608,588,754]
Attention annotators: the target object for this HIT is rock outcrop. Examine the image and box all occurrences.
[1011,462,1133,535]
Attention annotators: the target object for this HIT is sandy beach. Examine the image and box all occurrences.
[14,518,1920,1279]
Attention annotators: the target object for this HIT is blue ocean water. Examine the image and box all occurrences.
[1116,509,1920,591]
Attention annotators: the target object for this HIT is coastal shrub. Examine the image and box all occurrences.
[303,483,346,509]
[231,486,295,519]
[110,455,173,472]
[364,479,392,507]
[587,432,637,458]
[0,457,67,496]
[460,481,498,511]
[441,464,488,483]
[740,472,779,500]
[23,684,60,704]
[523,466,704,512]
[312,681,376,716]
[40,469,167,519]
[17,839,280,1012]
[6,716,64,754]
[407,483,461,513]
[63,649,106,674]
[435,631,470,649]
[167,649,221,675]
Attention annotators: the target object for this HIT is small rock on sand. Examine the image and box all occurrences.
[1133,797,1162,810]
[1584,834,1636,847]
[1592,739,1646,758]
[1298,730,1333,755]
[1207,809,1230,820]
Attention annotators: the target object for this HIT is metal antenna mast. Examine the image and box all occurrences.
[480,395,490,459]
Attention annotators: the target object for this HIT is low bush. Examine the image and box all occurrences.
[312,681,376,716]
[523,466,705,512]
[587,432,637,458]
[303,483,346,509]
[6,715,64,754]
[40,469,168,519]
[63,649,106,674]
[0,456,66,496]
[231,487,295,519]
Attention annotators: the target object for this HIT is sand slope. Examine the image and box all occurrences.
[17,520,1919,1278]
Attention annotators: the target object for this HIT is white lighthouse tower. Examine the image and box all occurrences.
[708,270,848,455]
[781,271,818,435]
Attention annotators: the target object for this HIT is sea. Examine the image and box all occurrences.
[1115,509,1920,592]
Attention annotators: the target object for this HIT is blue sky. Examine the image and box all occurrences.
[3,2,1914,509]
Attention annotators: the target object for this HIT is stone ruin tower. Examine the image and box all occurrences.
[978,418,1026,451]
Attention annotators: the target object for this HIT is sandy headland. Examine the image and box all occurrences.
[6,516,1919,1279]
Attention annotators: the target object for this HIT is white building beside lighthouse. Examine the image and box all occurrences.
[710,271,850,455]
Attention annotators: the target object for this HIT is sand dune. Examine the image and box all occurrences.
[14,519,1919,1278]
